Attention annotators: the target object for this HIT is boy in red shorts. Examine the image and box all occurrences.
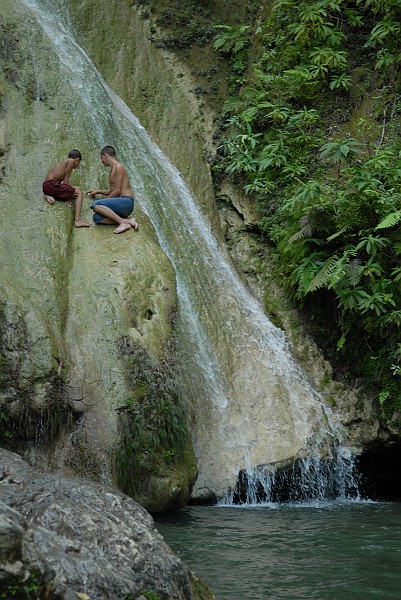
[43,149,90,228]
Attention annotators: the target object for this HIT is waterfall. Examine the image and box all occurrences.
[219,447,361,506]
[18,0,358,500]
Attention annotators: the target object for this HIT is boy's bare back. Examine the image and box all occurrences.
[45,158,75,182]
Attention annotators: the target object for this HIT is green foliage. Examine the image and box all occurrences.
[213,25,251,54]
[359,0,401,72]
[212,0,401,413]
[0,572,40,599]
[376,210,401,229]
[320,138,365,162]
[137,592,161,600]
[148,1,217,49]
[114,339,189,497]
[213,24,252,90]
[329,72,352,90]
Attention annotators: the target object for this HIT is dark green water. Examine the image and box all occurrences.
[155,501,401,600]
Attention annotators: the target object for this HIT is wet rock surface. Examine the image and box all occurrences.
[0,0,196,512]
[0,448,214,599]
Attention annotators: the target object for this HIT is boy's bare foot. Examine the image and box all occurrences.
[114,223,131,234]
[124,218,139,230]
[74,219,91,228]
[45,195,55,205]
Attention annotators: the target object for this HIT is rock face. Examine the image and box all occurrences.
[0,0,196,512]
[0,448,214,600]
[62,0,388,492]
[1,0,389,508]
[66,0,219,223]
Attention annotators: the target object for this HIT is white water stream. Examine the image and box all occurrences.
[19,0,354,499]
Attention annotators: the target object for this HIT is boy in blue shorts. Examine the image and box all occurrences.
[86,145,139,234]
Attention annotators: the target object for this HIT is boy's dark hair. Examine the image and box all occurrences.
[68,149,82,160]
[100,145,116,157]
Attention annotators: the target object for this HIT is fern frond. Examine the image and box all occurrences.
[346,258,363,287]
[327,226,350,241]
[376,210,401,229]
[233,39,248,54]
[223,96,247,115]
[306,254,339,293]
[297,262,320,295]
[288,223,313,243]
[308,237,328,247]
[292,251,327,296]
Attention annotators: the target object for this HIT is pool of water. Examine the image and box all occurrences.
[155,501,401,600]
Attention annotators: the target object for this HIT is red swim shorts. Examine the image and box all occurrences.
[43,179,75,200]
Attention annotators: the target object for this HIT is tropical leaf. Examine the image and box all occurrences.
[337,287,367,311]
[355,235,389,254]
[324,1,344,13]
[326,226,350,241]
[367,20,401,46]
[357,290,395,316]
[329,72,352,90]
[309,47,348,70]
[306,254,340,292]
[376,210,401,229]
[320,138,365,162]
[288,219,313,243]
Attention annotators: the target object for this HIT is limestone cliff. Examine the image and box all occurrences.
[0,0,196,512]
[62,0,384,478]
[1,0,393,509]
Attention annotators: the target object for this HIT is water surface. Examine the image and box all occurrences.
[156,502,401,599]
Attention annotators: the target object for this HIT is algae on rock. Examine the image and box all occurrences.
[114,337,197,513]
[0,0,195,511]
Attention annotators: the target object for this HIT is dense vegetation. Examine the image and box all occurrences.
[212,0,401,416]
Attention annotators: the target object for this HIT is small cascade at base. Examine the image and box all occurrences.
[219,446,361,506]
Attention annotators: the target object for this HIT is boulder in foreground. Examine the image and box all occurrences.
[0,449,214,600]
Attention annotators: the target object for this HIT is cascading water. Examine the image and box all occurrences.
[220,447,361,506]
[18,0,360,501]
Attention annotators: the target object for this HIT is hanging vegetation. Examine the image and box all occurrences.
[213,0,401,415]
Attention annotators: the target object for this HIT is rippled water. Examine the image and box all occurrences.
[156,502,401,600]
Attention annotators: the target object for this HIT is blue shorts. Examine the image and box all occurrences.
[90,196,134,223]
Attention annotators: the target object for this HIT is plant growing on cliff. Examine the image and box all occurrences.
[213,0,401,414]
[114,338,190,497]
[0,571,40,599]
[213,24,251,90]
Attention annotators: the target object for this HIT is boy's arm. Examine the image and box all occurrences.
[86,166,121,197]
[107,165,124,197]
[86,188,110,196]
[62,160,74,185]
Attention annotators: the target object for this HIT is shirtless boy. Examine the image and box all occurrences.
[86,145,138,234]
[43,149,90,228]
